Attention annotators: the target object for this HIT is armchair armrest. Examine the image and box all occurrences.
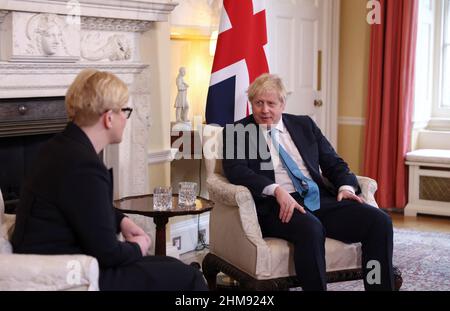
[207,174,263,240]
[207,173,272,277]
[0,254,99,291]
[356,176,379,208]
[206,174,253,207]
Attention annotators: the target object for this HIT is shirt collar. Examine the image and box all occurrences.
[272,116,285,133]
[262,117,285,140]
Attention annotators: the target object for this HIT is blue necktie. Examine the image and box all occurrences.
[270,128,320,212]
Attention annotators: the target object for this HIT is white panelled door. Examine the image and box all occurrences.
[265,0,339,145]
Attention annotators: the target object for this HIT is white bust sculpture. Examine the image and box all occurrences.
[174,67,190,123]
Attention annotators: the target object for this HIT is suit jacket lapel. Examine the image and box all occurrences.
[247,116,275,181]
[282,115,315,174]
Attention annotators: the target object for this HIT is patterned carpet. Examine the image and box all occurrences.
[327,228,450,291]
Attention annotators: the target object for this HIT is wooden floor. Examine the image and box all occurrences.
[389,211,450,233]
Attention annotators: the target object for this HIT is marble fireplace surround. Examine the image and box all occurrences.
[0,0,177,199]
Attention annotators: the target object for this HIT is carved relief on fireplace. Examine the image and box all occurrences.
[0,11,80,62]
[81,33,132,62]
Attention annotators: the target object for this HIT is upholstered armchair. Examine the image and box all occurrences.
[0,187,154,291]
[201,125,402,290]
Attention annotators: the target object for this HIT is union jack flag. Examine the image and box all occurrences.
[205,0,270,126]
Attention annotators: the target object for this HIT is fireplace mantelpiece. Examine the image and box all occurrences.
[0,0,177,22]
[0,62,148,98]
[0,0,177,199]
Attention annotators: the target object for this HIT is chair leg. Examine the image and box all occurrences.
[202,253,220,290]
[203,253,297,291]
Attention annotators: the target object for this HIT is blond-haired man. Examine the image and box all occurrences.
[223,73,394,291]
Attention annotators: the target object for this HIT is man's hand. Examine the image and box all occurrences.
[274,186,306,223]
[120,217,152,255]
[337,189,364,204]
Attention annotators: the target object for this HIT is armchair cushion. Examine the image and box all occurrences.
[0,254,99,291]
[265,237,361,278]
[0,188,99,291]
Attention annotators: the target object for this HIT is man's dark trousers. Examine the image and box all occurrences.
[255,191,394,291]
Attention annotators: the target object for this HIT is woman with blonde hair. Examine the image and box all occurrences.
[12,69,207,291]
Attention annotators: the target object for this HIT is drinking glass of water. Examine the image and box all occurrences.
[153,186,172,210]
[178,182,197,208]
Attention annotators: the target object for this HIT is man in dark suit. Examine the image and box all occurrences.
[222,73,394,291]
[12,69,207,291]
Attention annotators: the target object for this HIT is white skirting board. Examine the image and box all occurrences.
[167,213,210,256]
[166,244,181,259]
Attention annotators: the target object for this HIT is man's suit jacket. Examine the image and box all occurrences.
[11,122,142,268]
[222,114,359,205]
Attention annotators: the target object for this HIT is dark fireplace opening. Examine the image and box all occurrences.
[0,133,56,213]
[0,97,67,214]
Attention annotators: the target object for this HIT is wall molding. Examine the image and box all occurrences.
[0,62,147,73]
[338,116,366,126]
[148,148,178,164]
[81,16,152,32]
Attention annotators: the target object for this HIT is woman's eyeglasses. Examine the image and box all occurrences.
[102,107,133,119]
[121,107,133,119]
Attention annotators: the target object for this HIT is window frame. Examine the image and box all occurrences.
[432,0,450,119]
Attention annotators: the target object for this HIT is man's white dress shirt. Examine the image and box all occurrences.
[261,117,355,197]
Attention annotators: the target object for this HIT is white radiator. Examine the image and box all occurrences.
[405,149,450,217]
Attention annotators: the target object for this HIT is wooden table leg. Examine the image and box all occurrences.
[153,216,169,256]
